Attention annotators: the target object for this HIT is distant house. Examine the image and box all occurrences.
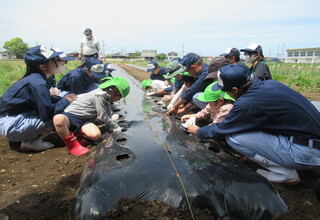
[0,51,14,59]
[108,52,130,59]
[201,56,214,62]
[285,47,320,63]
[139,50,157,61]
[167,51,178,60]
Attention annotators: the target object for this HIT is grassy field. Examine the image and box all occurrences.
[1,60,320,96]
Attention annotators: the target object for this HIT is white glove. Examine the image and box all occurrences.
[49,87,59,96]
[112,126,122,133]
[167,103,173,110]
[111,113,120,121]
[185,116,196,127]
[146,91,156,96]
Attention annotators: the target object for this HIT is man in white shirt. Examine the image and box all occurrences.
[78,28,101,63]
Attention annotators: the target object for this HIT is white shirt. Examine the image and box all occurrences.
[79,36,101,57]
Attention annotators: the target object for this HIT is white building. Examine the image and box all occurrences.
[167,51,178,60]
[285,47,320,63]
[0,51,14,59]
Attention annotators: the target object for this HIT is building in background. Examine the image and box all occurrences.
[0,51,14,59]
[285,47,320,63]
[139,50,157,61]
[167,51,178,60]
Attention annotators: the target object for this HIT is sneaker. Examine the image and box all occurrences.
[256,169,300,185]
[20,139,54,151]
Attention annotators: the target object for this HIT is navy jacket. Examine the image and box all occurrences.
[150,67,168,81]
[0,73,70,121]
[181,63,211,103]
[57,67,98,94]
[197,79,320,140]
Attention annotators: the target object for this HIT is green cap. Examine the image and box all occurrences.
[99,76,130,98]
[197,82,234,102]
[141,79,153,89]
[181,72,194,77]
[165,60,186,79]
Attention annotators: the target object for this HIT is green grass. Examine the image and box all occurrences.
[1,60,319,96]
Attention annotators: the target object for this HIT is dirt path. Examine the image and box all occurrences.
[0,64,320,220]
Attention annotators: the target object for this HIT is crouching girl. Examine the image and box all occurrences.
[53,76,130,156]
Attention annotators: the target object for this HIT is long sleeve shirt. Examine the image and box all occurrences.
[0,73,70,121]
[64,88,118,129]
[57,67,99,94]
[181,63,212,103]
[197,79,320,140]
[195,103,233,123]
[79,36,101,57]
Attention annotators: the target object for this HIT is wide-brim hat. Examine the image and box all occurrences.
[197,82,234,102]
[165,61,186,79]
[99,76,130,98]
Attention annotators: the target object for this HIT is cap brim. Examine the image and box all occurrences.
[220,53,229,56]
[165,67,185,79]
[92,72,107,79]
[47,51,63,60]
[60,56,75,61]
[240,48,255,52]
[147,68,155,72]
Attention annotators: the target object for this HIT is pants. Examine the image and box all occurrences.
[226,131,320,170]
[192,92,208,109]
[0,111,52,142]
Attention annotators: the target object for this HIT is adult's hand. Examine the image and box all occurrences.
[64,93,77,102]
[188,125,199,136]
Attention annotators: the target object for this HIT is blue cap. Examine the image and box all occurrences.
[171,57,181,62]
[212,64,249,91]
[24,45,63,65]
[220,48,240,57]
[180,53,200,69]
[90,63,111,79]
[147,61,159,72]
[51,48,74,61]
[105,63,115,72]
[86,58,102,70]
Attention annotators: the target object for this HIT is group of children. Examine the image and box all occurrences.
[0,45,130,156]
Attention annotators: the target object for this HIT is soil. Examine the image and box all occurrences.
[0,64,320,220]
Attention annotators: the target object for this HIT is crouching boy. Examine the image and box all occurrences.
[53,77,130,156]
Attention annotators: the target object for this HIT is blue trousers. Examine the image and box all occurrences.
[226,131,320,170]
[0,111,52,142]
[192,92,207,109]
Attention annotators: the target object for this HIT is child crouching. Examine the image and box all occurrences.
[53,77,130,156]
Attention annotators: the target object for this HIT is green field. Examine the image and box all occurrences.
[1,60,319,96]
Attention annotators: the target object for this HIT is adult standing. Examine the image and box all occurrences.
[240,43,272,80]
[78,28,101,63]
[0,45,76,151]
[189,64,320,184]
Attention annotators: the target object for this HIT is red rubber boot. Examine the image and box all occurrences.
[63,132,90,156]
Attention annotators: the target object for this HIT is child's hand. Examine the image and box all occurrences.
[65,93,77,102]
[181,114,194,122]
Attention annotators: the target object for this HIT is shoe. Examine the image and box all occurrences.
[63,132,90,156]
[20,139,54,151]
[252,154,300,184]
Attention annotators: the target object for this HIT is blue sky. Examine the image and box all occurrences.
[0,0,319,58]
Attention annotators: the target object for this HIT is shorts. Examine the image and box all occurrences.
[62,112,93,133]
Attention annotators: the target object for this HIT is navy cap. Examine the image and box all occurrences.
[180,53,201,69]
[212,64,249,91]
[90,64,107,79]
[51,48,74,61]
[24,45,63,65]
[105,63,115,72]
[147,61,159,72]
[83,28,92,34]
[86,58,102,70]
[220,47,240,57]
[171,57,181,62]
[240,43,264,56]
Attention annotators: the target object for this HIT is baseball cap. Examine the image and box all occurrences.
[141,79,153,89]
[197,82,234,102]
[165,60,186,79]
[83,28,92,34]
[212,64,250,91]
[180,53,201,69]
[86,58,103,70]
[220,48,240,57]
[24,45,63,65]
[205,57,231,80]
[105,63,115,72]
[240,43,264,56]
[147,61,159,72]
[90,64,109,79]
[99,76,130,98]
[51,48,74,61]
